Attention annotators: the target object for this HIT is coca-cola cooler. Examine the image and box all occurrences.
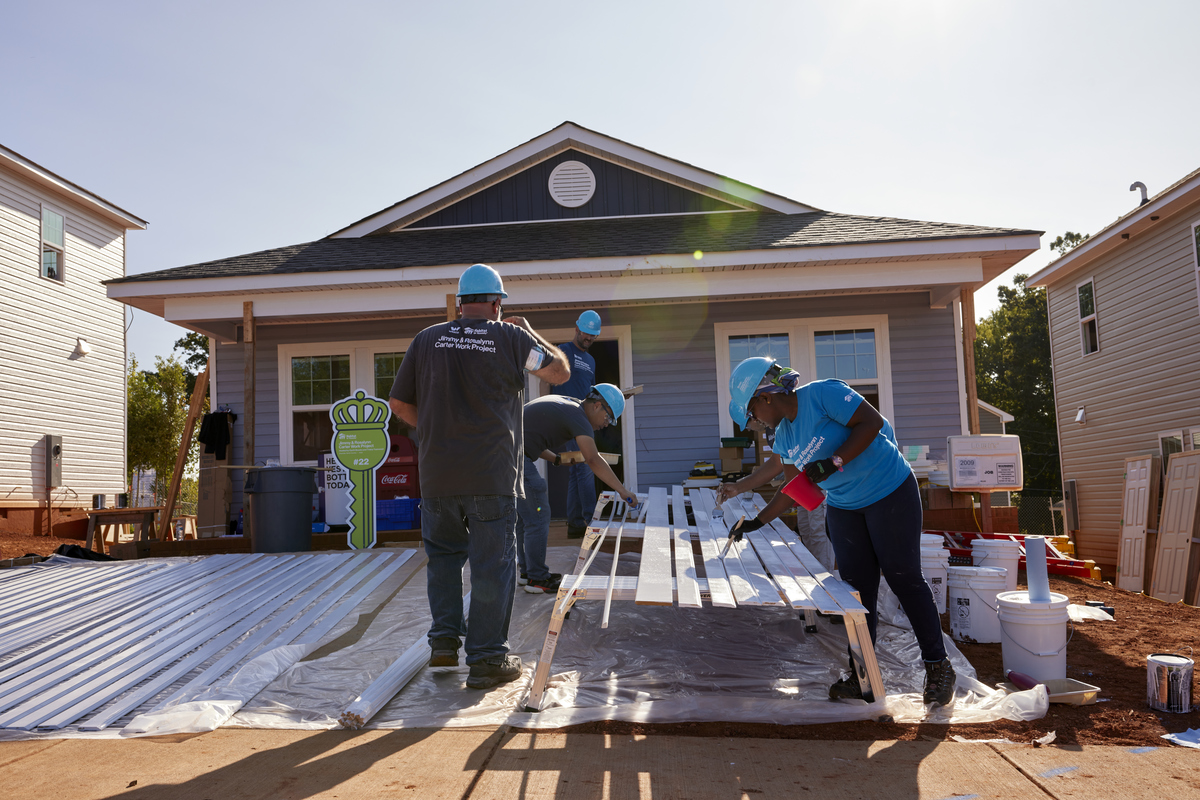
[377,435,419,500]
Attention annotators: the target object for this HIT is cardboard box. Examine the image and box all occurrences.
[197,417,233,538]
[720,457,744,474]
[719,446,744,460]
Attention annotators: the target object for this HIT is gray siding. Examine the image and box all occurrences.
[408,150,742,228]
[216,294,963,515]
[1046,197,1200,567]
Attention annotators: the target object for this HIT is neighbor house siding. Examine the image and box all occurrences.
[1046,198,1200,568]
[0,165,128,502]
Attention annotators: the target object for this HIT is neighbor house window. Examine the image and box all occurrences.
[41,207,64,281]
[1077,279,1099,355]
[1192,222,1200,317]
[815,329,880,410]
[291,354,351,462]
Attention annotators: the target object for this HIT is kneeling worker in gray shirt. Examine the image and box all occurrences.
[518,384,639,593]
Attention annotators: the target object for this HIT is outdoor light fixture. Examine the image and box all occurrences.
[1075,406,1086,425]
[74,337,91,357]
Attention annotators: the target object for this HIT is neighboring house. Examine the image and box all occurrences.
[0,144,147,532]
[107,122,1040,522]
[1026,167,1200,570]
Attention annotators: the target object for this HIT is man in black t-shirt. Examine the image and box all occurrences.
[516,388,639,594]
[390,264,569,690]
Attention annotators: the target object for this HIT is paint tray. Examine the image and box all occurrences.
[998,678,1101,705]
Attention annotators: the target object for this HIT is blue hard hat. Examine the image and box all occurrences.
[457,263,508,299]
[728,357,775,427]
[576,310,602,336]
[591,383,626,422]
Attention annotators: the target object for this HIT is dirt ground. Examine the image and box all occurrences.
[4,530,1198,746]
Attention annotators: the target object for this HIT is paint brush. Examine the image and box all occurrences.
[720,514,746,557]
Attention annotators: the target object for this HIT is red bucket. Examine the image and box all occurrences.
[782,471,825,511]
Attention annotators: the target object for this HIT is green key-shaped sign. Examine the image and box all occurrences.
[330,390,391,549]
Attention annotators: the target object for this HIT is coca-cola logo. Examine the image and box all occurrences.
[380,474,410,485]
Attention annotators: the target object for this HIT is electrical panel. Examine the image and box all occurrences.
[45,434,62,488]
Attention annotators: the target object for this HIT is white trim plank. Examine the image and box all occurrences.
[1,561,166,629]
[670,485,702,608]
[686,489,736,608]
[691,489,779,606]
[0,556,260,701]
[634,487,674,606]
[0,555,326,729]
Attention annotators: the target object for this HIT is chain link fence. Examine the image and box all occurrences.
[1013,492,1063,539]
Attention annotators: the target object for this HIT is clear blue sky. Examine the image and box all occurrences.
[6,1,1197,366]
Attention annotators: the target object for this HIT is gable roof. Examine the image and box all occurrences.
[110,210,1039,285]
[328,122,818,237]
[0,143,147,230]
[1026,165,1200,288]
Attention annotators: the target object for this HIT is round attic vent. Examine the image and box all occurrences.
[548,160,596,208]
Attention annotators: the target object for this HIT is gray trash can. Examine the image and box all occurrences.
[245,466,318,553]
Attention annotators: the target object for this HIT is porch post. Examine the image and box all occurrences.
[960,288,992,533]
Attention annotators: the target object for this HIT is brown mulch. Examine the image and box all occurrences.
[526,573,1200,746]
[4,529,1198,745]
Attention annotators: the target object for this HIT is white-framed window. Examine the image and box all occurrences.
[1077,278,1099,355]
[714,315,894,439]
[278,338,413,465]
[1160,430,1185,477]
[1192,221,1200,318]
[41,205,65,281]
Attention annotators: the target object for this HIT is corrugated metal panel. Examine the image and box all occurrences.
[1047,199,1200,567]
[0,168,127,500]
[407,150,743,228]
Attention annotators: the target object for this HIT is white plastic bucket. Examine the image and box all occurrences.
[921,533,944,549]
[997,590,1071,682]
[972,539,1022,592]
[948,566,1007,643]
[921,550,950,614]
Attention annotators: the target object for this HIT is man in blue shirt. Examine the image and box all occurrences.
[549,310,601,537]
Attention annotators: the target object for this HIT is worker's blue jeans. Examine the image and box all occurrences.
[420,494,516,665]
[825,473,947,663]
[516,457,553,582]
[561,440,596,529]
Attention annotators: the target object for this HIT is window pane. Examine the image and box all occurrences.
[293,411,334,462]
[41,247,60,280]
[1082,319,1098,354]
[312,357,331,381]
[293,357,311,383]
[332,379,350,400]
[1078,282,1095,318]
[332,355,350,379]
[728,333,789,372]
[815,329,877,380]
[312,380,331,405]
[293,381,311,406]
[42,208,64,248]
[374,352,403,398]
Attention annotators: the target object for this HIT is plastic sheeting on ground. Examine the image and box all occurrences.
[228,546,1047,730]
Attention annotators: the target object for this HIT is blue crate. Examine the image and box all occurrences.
[377,498,420,530]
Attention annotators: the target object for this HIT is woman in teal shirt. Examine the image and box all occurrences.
[727,357,955,707]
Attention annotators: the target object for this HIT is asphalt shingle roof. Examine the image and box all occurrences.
[110,211,1040,284]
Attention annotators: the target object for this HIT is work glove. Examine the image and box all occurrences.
[804,458,841,484]
[728,516,765,542]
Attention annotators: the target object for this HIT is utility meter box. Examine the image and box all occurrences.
[946,434,1022,492]
[44,434,62,488]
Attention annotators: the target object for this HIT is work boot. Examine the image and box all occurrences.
[466,655,523,689]
[523,573,563,594]
[566,525,587,539]
[429,637,460,667]
[923,658,956,707]
[828,668,864,701]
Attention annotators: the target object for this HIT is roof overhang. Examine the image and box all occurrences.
[108,231,1040,341]
[328,122,817,238]
[1026,167,1200,288]
[0,144,147,231]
